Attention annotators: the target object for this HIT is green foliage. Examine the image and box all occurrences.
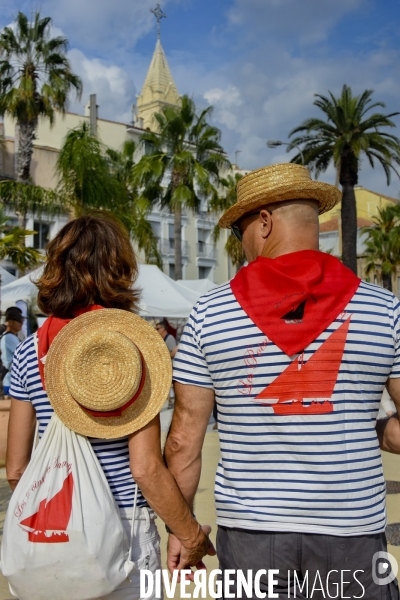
[0,180,63,220]
[57,125,162,267]
[210,172,245,269]
[362,205,400,291]
[105,140,162,267]
[57,122,115,214]
[0,11,82,124]
[0,205,42,272]
[225,233,246,270]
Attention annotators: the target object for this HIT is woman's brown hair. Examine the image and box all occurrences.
[36,214,140,318]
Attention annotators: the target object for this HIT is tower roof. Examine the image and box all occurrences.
[137,39,180,110]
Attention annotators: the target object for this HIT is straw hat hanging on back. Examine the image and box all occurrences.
[45,309,172,439]
[218,163,342,229]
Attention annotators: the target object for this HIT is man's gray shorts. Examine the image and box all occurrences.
[217,526,400,599]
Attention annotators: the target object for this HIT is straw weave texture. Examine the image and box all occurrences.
[219,163,342,228]
[45,309,172,439]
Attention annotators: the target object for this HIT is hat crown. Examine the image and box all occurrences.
[237,163,311,197]
[64,330,142,412]
[218,162,341,228]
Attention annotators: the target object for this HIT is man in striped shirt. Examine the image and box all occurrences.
[165,164,400,599]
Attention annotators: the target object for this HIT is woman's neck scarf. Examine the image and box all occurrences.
[37,305,104,388]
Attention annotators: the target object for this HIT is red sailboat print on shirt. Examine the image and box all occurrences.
[254,316,351,415]
[19,472,74,543]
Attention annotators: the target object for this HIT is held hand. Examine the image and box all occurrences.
[167,525,216,580]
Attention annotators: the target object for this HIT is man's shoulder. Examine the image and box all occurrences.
[196,281,234,308]
[354,280,399,307]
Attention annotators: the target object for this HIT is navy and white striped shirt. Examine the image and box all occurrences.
[173,281,400,535]
[10,334,147,510]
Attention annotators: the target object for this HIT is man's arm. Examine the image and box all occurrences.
[377,378,400,453]
[130,413,216,572]
[164,382,215,508]
[164,382,215,574]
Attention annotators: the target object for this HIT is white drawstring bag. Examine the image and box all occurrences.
[1,414,135,600]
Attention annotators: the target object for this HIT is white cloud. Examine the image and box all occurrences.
[203,86,242,129]
[67,49,136,123]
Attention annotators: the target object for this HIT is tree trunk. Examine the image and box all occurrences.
[16,120,36,183]
[15,120,36,244]
[382,272,392,291]
[174,204,183,280]
[339,151,358,274]
[334,158,341,188]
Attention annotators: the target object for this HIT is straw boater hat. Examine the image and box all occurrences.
[45,309,172,439]
[218,163,342,228]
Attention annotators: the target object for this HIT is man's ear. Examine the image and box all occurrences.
[259,209,273,239]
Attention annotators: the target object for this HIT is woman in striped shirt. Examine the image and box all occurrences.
[6,214,213,599]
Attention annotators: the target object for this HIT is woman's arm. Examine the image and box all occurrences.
[129,415,213,570]
[6,398,36,490]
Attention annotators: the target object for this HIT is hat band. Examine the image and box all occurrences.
[76,349,146,418]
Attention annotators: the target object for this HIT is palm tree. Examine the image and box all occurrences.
[0,11,82,187]
[0,205,42,273]
[132,95,229,280]
[0,179,62,222]
[56,122,115,216]
[288,85,400,273]
[210,172,246,271]
[57,124,162,266]
[362,205,400,291]
[106,141,162,267]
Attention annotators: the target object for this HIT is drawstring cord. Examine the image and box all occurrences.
[128,484,138,563]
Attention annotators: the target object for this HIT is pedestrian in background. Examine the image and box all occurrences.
[155,320,177,355]
[1,306,24,397]
[156,319,177,408]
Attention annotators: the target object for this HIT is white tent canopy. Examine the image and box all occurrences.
[177,278,218,297]
[0,267,16,287]
[1,265,200,319]
[136,265,199,318]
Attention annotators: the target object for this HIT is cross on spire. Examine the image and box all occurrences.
[150,3,167,39]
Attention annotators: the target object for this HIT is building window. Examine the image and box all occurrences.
[144,140,155,156]
[169,264,175,279]
[150,221,161,239]
[197,228,209,254]
[199,266,212,279]
[6,218,19,229]
[168,224,175,250]
[33,222,50,250]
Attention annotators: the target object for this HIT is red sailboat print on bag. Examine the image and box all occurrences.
[254,316,351,415]
[18,472,74,543]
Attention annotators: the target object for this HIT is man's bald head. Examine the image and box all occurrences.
[264,198,319,224]
[239,198,320,262]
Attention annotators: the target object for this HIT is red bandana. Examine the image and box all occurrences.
[230,250,360,356]
[37,305,105,389]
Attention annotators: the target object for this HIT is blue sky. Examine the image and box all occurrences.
[1,0,400,195]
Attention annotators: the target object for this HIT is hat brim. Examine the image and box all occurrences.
[45,309,172,439]
[218,180,342,228]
